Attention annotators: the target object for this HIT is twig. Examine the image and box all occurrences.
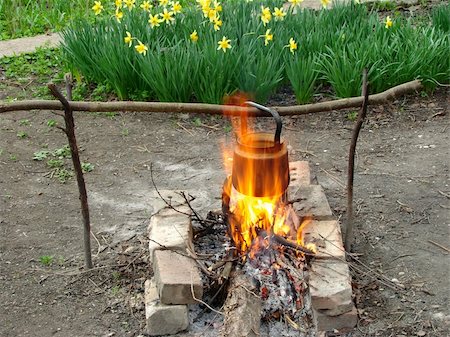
[190,272,224,315]
[91,231,102,257]
[318,234,407,292]
[319,168,346,189]
[271,233,316,256]
[176,122,194,136]
[48,83,93,269]
[149,163,191,217]
[1,80,423,115]
[345,69,369,252]
[428,240,450,254]
[438,190,450,199]
[179,191,207,226]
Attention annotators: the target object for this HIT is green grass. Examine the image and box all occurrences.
[0,47,66,99]
[0,0,93,40]
[60,1,449,104]
[39,255,54,266]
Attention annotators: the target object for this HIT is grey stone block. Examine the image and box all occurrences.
[153,250,203,305]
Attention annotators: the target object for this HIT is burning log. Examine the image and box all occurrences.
[221,270,262,337]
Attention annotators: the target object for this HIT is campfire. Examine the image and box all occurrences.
[219,101,317,335]
[223,100,316,259]
[146,99,357,336]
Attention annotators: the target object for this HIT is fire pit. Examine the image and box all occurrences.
[144,102,357,336]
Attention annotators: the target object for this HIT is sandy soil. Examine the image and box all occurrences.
[0,87,449,336]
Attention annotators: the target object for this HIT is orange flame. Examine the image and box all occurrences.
[222,93,309,258]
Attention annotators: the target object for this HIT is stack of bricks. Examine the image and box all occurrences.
[145,191,203,336]
[289,161,357,332]
[144,164,357,335]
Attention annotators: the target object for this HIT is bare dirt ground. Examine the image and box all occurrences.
[0,87,449,337]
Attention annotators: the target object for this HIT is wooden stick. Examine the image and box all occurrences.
[345,69,369,252]
[1,80,422,115]
[428,240,450,254]
[47,83,93,269]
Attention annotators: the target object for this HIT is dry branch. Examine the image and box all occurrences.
[345,69,369,252]
[47,83,93,269]
[0,80,422,115]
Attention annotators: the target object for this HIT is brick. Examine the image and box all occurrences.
[153,250,203,305]
[313,307,358,332]
[148,207,192,263]
[144,279,189,336]
[289,161,312,186]
[303,220,345,260]
[320,299,355,316]
[309,260,353,311]
[289,185,333,220]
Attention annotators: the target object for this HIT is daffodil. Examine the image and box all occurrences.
[161,8,175,24]
[135,40,148,55]
[148,13,162,28]
[140,1,152,11]
[262,29,273,46]
[92,1,104,15]
[213,16,222,31]
[159,0,169,6]
[260,6,272,26]
[115,9,124,22]
[273,7,286,21]
[124,31,134,47]
[385,16,393,29]
[124,0,135,10]
[286,38,297,54]
[172,1,182,14]
[288,0,303,8]
[321,0,330,8]
[217,36,231,53]
[190,30,199,42]
[214,1,222,12]
[208,8,217,22]
[115,0,123,7]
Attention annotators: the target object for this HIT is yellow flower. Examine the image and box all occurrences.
[161,8,175,24]
[273,7,286,21]
[135,40,148,55]
[124,0,135,10]
[190,30,199,42]
[214,1,222,12]
[213,17,222,31]
[321,0,330,8]
[286,38,297,54]
[92,1,104,15]
[140,1,152,11]
[288,0,303,8]
[262,29,273,46]
[115,9,124,22]
[385,16,393,29]
[172,1,182,14]
[208,8,217,22]
[159,0,169,6]
[124,31,133,47]
[148,13,162,28]
[115,0,123,7]
[260,6,272,26]
[217,36,231,53]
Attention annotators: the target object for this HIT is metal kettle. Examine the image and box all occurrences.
[231,102,290,198]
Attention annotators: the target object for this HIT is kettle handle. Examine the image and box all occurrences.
[245,101,282,145]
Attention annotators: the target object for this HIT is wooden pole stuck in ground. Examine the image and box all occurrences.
[345,69,370,252]
[48,83,93,269]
